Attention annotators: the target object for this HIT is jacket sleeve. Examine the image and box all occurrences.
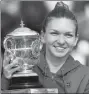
[84,79,89,93]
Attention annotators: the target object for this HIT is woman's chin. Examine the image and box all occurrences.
[53,53,68,58]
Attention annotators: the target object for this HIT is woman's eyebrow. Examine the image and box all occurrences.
[50,29,59,32]
[50,29,73,33]
[65,32,74,34]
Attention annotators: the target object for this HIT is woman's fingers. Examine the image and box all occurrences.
[3,56,23,79]
[4,57,22,70]
[4,66,21,79]
[3,50,15,67]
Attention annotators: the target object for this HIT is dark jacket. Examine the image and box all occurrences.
[1,52,89,93]
[33,53,89,93]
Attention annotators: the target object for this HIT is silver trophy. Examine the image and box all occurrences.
[3,20,42,89]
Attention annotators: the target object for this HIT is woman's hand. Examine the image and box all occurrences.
[3,51,21,79]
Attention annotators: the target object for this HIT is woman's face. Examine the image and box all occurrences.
[41,17,78,58]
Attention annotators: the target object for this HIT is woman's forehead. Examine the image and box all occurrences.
[46,17,76,32]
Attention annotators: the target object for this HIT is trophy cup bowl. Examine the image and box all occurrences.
[3,26,42,89]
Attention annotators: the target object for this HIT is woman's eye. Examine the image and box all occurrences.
[50,32,58,35]
[65,34,73,37]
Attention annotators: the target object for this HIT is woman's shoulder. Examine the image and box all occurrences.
[76,60,89,76]
[81,64,89,75]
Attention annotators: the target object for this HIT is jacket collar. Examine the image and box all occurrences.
[56,55,80,76]
[37,49,80,77]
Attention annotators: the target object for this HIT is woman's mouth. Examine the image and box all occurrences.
[54,46,67,52]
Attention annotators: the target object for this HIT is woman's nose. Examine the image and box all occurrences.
[57,35,65,45]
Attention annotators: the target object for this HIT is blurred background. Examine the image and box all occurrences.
[1,1,89,66]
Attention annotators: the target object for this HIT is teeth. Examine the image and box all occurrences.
[56,47,64,50]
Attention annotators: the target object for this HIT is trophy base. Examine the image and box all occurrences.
[9,75,43,90]
[12,70,38,77]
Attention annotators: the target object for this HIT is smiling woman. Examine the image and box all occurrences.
[2,1,89,93]
[37,2,89,93]
[42,18,78,59]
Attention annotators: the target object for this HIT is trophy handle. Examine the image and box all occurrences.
[3,36,16,61]
[3,36,15,50]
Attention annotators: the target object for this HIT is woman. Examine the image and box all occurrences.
[2,2,89,93]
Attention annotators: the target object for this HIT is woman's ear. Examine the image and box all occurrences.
[40,30,45,44]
